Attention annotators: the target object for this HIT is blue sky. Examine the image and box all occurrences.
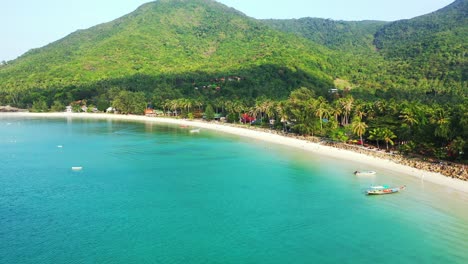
[1,0,454,61]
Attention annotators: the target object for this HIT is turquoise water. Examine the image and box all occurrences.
[1,116,467,264]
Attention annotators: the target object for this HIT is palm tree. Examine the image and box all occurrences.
[231,100,246,123]
[362,102,375,120]
[193,98,204,112]
[224,100,234,118]
[184,98,193,114]
[252,100,264,123]
[339,96,354,126]
[177,98,187,116]
[331,101,342,123]
[249,105,260,125]
[386,99,399,116]
[381,128,397,151]
[398,102,422,140]
[373,100,386,115]
[351,117,368,146]
[162,99,170,116]
[276,100,289,132]
[169,99,179,116]
[354,101,367,120]
[213,97,226,114]
[264,100,276,122]
[315,97,330,131]
[400,106,419,127]
[430,106,451,140]
[368,128,383,149]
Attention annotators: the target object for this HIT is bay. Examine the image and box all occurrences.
[1,116,467,264]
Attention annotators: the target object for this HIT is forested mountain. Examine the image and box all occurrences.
[374,0,467,82]
[264,0,467,97]
[1,0,466,107]
[0,0,335,106]
[262,18,386,52]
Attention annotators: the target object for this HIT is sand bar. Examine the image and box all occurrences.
[2,112,468,193]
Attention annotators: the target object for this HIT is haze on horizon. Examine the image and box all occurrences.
[0,0,454,62]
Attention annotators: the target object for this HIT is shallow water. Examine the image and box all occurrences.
[1,116,467,264]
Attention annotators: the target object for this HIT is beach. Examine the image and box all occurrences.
[2,112,468,193]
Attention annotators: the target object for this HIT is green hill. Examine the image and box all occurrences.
[374,0,467,82]
[263,0,467,98]
[0,0,466,109]
[262,18,386,53]
[0,0,335,107]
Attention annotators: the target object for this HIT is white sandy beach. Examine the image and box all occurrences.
[3,112,468,193]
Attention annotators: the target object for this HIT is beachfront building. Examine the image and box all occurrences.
[145,108,155,117]
[145,109,165,117]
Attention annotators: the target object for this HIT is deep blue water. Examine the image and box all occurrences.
[1,116,467,264]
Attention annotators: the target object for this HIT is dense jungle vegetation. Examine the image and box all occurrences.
[0,0,466,161]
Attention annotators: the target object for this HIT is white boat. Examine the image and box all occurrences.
[189,128,200,133]
[354,170,376,176]
[367,185,406,195]
[71,166,83,171]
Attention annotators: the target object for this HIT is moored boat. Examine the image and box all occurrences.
[354,170,376,176]
[366,185,406,195]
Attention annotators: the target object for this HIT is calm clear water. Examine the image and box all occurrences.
[1,116,467,264]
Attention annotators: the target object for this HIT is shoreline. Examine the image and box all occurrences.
[2,112,468,193]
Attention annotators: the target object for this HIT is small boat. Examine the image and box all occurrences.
[71,166,83,171]
[189,128,200,133]
[354,170,376,176]
[366,185,406,195]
